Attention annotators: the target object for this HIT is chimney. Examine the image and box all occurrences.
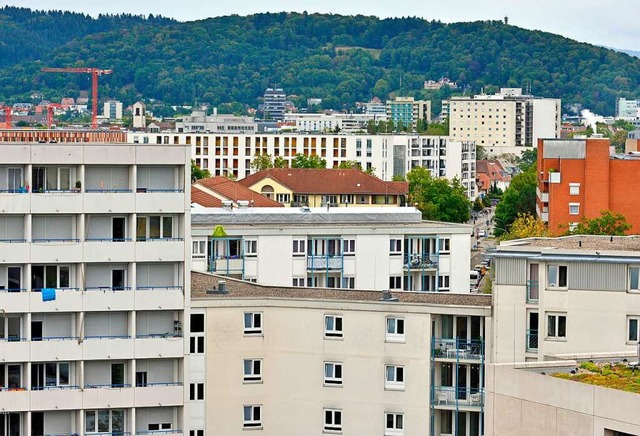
[206,280,228,294]
[380,290,398,302]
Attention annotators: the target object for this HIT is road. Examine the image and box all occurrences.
[468,207,497,292]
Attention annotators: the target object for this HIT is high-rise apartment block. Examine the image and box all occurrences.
[386,97,431,130]
[616,97,640,119]
[103,100,123,120]
[0,140,190,436]
[262,88,286,121]
[447,88,561,155]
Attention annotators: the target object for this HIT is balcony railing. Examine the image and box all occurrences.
[85,189,133,193]
[137,382,183,387]
[307,255,343,270]
[32,385,81,390]
[0,288,27,292]
[136,285,183,291]
[137,430,182,435]
[84,383,132,389]
[136,333,183,339]
[32,238,80,243]
[432,337,484,361]
[33,336,79,341]
[86,286,132,292]
[403,253,438,270]
[0,239,27,243]
[432,386,484,408]
[526,280,539,303]
[526,329,538,351]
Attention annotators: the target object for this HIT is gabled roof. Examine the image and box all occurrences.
[193,176,283,207]
[238,168,408,196]
[476,160,511,183]
[191,186,222,207]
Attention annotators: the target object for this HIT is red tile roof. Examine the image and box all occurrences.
[476,160,511,183]
[238,168,408,196]
[193,176,283,207]
[191,186,222,207]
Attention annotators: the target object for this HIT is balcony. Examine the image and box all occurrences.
[30,241,82,263]
[0,240,29,263]
[0,338,29,362]
[0,191,30,213]
[29,289,82,312]
[31,192,83,214]
[135,190,185,213]
[134,383,183,407]
[84,190,135,213]
[134,336,184,359]
[83,240,135,263]
[432,337,484,361]
[134,287,184,311]
[136,239,185,262]
[307,255,343,270]
[526,280,539,303]
[30,386,82,410]
[82,384,135,409]
[210,256,244,275]
[82,336,133,360]
[526,329,538,352]
[404,253,438,271]
[84,288,134,311]
[30,337,82,361]
[432,386,484,409]
[0,387,29,411]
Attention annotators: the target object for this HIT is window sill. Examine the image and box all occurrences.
[243,380,263,385]
[243,332,264,338]
[324,335,344,341]
[323,430,343,435]
[545,337,567,342]
[546,286,568,291]
[384,385,405,392]
[385,337,406,344]
[323,383,343,388]
[243,426,263,431]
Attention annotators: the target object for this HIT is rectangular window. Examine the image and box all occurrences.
[190,431,204,436]
[385,412,404,435]
[569,203,580,215]
[438,275,450,291]
[190,336,204,354]
[385,365,405,390]
[192,240,207,258]
[324,315,343,338]
[191,314,204,333]
[630,267,639,291]
[386,318,405,342]
[189,382,204,400]
[547,265,567,288]
[136,215,174,240]
[341,277,355,289]
[292,277,305,287]
[243,405,262,428]
[324,362,343,386]
[245,240,257,256]
[438,238,450,253]
[324,409,342,432]
[628,317,639,342]
[293,239,306,256]
[244,312,262,335]
[569,183,580,195]
[340,194,354,204]
[276,193,290,203]
[243,359,262,382]
[342,239,355,255]
[389,276,402,290]
[547,313,567,338]
[390,238,402,254]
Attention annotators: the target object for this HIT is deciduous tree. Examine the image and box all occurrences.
[407,167,470,223]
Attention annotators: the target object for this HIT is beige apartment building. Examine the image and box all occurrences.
[189,272,491,436]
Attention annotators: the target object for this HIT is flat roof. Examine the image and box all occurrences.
[499,235,640,253]
[191,271,491,307]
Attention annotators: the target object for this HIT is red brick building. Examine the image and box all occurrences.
[537,137,640,234]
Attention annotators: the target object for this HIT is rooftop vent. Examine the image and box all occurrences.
[380,289,398,302]
[237,200,250,208]
[300,206,311,213]
[206,280,228,294]
[221,199,233,210]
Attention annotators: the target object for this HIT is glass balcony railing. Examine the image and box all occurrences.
[307,255,343,270]
[526,280,539,303]
[432,386,484,408]
[403,253,438,270]
[432,337,484,361]
[526,329,538,351]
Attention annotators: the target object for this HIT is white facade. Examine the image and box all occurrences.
[0,141,191,436]
[284,112,387,133]
[103,100,123,120]
[190,272,491,436]
[132,101,147,129]
[175,110,256,134]
[616,97,640,119]
[127,132,476,198]
[190,207,473,294]
[447,88,561,156]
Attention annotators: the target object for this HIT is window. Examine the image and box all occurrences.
[324,362,343,386]
[189,382,204,400]
[324,409,342,432]
[438,275,450,291]
[386,318,405,342]
[31,362,70,390]
[244,312,262,335]
[385,413,404,435]
[390,238,402,254]
[192,240,207,258]
[243,405,262,428]
[389,276,402,290]
[292,277,305,287]
[293,194,309,205]
[243,359,262,382]
[190,431,204,436]
[569,203,580,215]
[136,215,174,240]
[245,240,257,256]
[385,365,405,390]
[85,409,124,434]
[630,267,639,291]
[340,194,353,204]
[322,195,338,206]
[276,193,290,203]
[31,265,70,290]
[547,313,567,339]
[547,265,567,288]
[628,317,639,342]
[341,277,355,289]
[324,315,343,338]
[148,423,172,431]
[438,238,450,253]
[342,239,356,255]
[293,239,306,256]
[569,183,580,195]
[190,336,204,354]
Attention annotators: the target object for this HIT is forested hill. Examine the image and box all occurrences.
[0,10,639,115]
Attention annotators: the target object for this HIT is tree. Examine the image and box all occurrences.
[338,160,361,170]
[569,210,632,236]
[274,156,288,168]
[501,213,550,240]
[476,145,488,160]
[493,167,537,236]
[291,154,327,169]
[191,160,211,182]
[407,167,471,223]
[473,197,484,212]
[251,153,274,171]
[518,148,537,171]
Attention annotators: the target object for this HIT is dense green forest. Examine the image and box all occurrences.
[0,7,638,115]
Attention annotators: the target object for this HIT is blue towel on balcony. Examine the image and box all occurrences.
[42,288,56,302]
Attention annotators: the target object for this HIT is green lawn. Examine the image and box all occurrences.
[552,362,640,393]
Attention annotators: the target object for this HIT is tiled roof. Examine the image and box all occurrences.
[194,176,283,207]
[476,160,511,182]
[191,271,492,307]
[191,186,222,207]
[238,168,408,195]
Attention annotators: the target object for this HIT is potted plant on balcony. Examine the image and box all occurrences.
[74,180,82,192]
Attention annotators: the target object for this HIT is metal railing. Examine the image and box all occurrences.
[526,329,538,351]
[403,253,438,269]
[85,286,132,292]
[526,280,539,303]
[307,255,343,270]
[136,382,183,387]
[135,333,183,339]
[432,386,484,408]
[85,189,132,193]
[136,285,183,291]
[84,383,132,389]
[32,238,80,243]
[432,337,484,361]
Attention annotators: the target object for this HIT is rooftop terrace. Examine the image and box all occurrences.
[499,235,640,253]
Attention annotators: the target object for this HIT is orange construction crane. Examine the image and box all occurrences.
[1,106,11,129]
[43,103,64,129]
[41,67,113,129]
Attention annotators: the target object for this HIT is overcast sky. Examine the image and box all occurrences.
[3,0,638,51]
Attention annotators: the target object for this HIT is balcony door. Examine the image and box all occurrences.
[112,217,125,241]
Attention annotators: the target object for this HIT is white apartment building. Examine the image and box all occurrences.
[616,97,640,119]
[447,88,561,156]
[386,97,432,130]
[190,272,491,436]
[175,109,256,134]
[283,112,387,133]
[190,207,472,294]
[103,100,123,120]
[127,132,476,198]
[0,141,190,436]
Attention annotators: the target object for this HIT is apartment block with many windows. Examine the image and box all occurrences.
[0,141,190,436]
[191,207,473,293]
[190,271,490,436]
